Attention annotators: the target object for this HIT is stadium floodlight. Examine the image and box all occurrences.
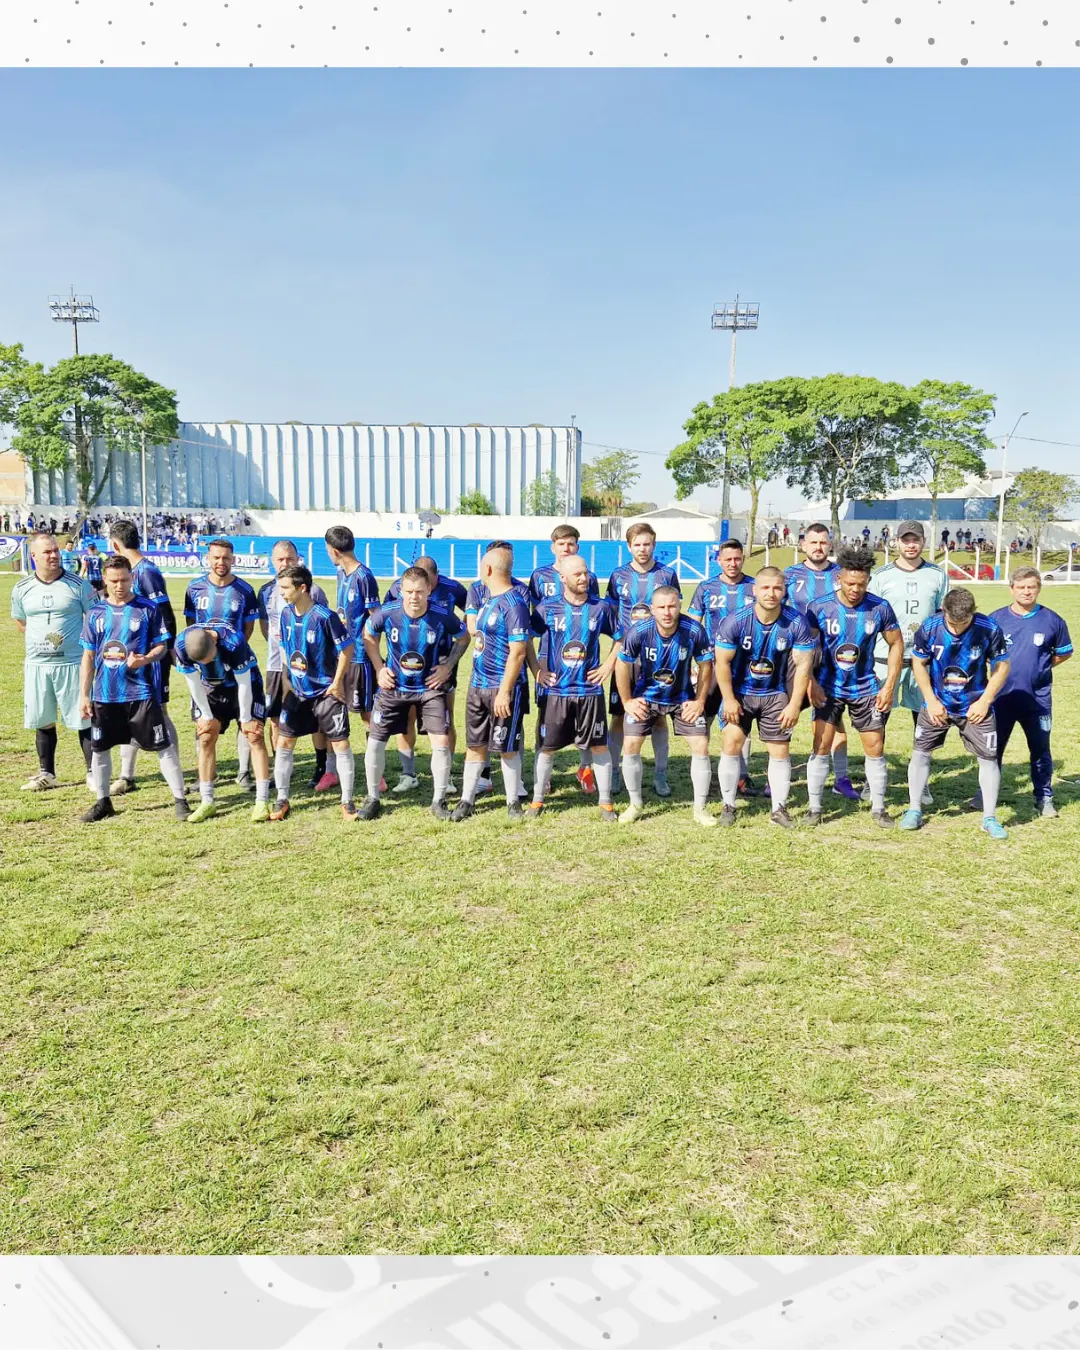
[994,411,1029,576]
[711,296,760,527]
[49,287,100,355]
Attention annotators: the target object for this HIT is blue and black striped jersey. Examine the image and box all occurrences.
[607,561,680,631]
[384,573,466,618]
[279,604,352,700]
[336,562,380,660]
[183,575,258,633]
[912,612,1009,716]
[530,563,600,607]
[82,551,104,583]
[132,558,170,609]
[783,561,839,614]
[688,574,756,645]
[174,625,258,689]
[466,576,531,615]
[715,604,816,698]
[364,602,463,693]
[531,597,618,698]
[471,590,532,690]
[80,596,172,703]
[807,593,900,700]
[619,615,712,706]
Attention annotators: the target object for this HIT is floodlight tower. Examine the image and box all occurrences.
[711,295,759,528]
[49,287,99,355]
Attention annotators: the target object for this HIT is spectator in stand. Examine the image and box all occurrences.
[783,525,791,547]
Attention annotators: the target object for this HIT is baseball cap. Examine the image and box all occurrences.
[897,520,925,541]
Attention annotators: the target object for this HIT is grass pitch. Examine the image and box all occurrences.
[1,567,1079,1255]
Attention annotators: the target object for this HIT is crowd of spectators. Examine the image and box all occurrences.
[1,508,251,546]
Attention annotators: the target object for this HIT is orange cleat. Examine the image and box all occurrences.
[576,765,597,795]
[269,799,290,821]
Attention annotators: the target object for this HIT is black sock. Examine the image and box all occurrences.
[78,728,94,770]
[314,747,328,777]
[36,726,58,776]
[911,710,919,729]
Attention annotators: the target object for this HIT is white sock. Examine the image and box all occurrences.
[364,739,387,799]
[92,750,112,800]
[500,752,523,803]
[336,747,355,803]
[652,721,670,774]
[237,728,251,774]
[978,756,1002,818]
[864,754,888,812]
[199,781,215,803]
[907,749,932,810]
[533,750,555,803]
[767,756,792,807]
[609,726,623,776]
[718,753,742,807]
[431,746,452,802]
[120,742,137,780]
[274,746,295,801]
[255,779,270,802]
[578,746,593,769]
[399,747,416,779]
[690,755,711,811]
[807,753,831,811]
[740,741,750,779]
[462,758,484,805]
[623,752,644,806]
[593,748,613,805]
[831,743,849,780]
[157,744,187,799]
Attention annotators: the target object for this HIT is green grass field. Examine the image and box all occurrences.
[2,564,1080,1255]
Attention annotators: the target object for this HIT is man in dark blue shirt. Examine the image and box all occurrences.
[81,542,105,592]
[804,543,904,828]
[361,566,470,820]
[615,585,714,826]
[988,567,1072,816]
[77,555,189,822]
[324,526,380,793]
[714,567,816,828]
[271,564,355,822]
[527,555,621,822]
[903,588,1011,839]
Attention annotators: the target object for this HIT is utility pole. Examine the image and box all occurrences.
[566,414,577,516]
[140,429,149,546]
[994,411,1029,576]
[711,295,759,537]
[48,288,100,519]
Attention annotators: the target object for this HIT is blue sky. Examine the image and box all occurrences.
[1,69,1077,511]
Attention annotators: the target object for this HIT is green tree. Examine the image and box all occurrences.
[581,450,640,516]
[524,469,564,516]
[905,380,995,554]
[1004,468,1080,556]
[8,352,179,512]
[457,490,497,515]
[781,374,920,538]
[667,378,803,549]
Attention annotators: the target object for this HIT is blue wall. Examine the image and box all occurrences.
[848,499,998,522]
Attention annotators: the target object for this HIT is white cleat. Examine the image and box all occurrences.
[693,808,718,828]
[21,770,59,791]
[618,802,643,825]
[391,774,420,795]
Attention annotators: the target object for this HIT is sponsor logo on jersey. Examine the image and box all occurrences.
[654,670,675,687]
[102,639,128,667]
[400,651,425,673]
[474,633,485,654]
[290,653,308,675]
[562,640,587,664]
[835,642,860,670]
[749,658,775,678]
[630,603,651,621]
[943,665,970,688]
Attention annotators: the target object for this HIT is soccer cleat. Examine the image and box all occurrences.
[922,787,934,806]
[341,800,359,821]
[450,799,475,823]
[250,800,271,824]
[22,770,60,791]
[981,815,1009,841]
[1040,798,1059,819]
[312,770,339,794]
[430,798,452,821]
[803,809,823,828]
[737,775,761,798]
[506,801,525,821]
[355,795,382,821]
[446,779,459,797]
[718,803,738,827]
[898,808,923,831]
[871,808,895,829]
[693,807,717,828]
[576,765,597,795]
[967,791,983,812]
[108,775,136,796]
[832,776,860,801]
[187,801,218,824]
[80,798,116,823]
[611,769,623,796]
[770,805,795,829]
[235,770,254,791]
[859,783,872,803]
[525,801,546,819]
[618,802,643,825]
[598,805,618,824]
[173,797,191,821]
[269,799,291,821]
[475,773,494,796]
[391,774,420,795]
[653,770,671,798]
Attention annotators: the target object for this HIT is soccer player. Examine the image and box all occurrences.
[714,567,816,828]
[527,554,621,823]
[452,545,531,822]
[78,555,189,822]
[174,624,271,822]
[82,541,105,593]
[986,567,1072,817]
[869,520,949,806]
[107,519,182,794]
[324,525,380,787]
[804,543,904,828]
[784,522,859,800]
[607,523,680,798]
[360,565,471,819]
[257,540,328,775]
[11,532,96,790]
[902,588,1012,839]
[688,538,758,793]
[271,564,356,820]
[615,585,714,826]
[384,554,468,617]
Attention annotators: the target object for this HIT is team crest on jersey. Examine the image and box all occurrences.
[426,631,437,644]
[863,621,876,636]
[776,638,788,651]
[1034,633,1045,646]
[906,581,919,595]
[307,629,318,643]
[487,612,499,627]
[129,615,142,631]
[969,646,982,659]
[678,646,688,659]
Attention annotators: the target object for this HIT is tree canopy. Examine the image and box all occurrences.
[1005,468,1080,554]
[523,470,564,516]
[457,490,497,516]
[905,380,994,550]
[581,450,640,517]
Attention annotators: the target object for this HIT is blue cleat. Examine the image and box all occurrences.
[898,808,923,831]
[981,815,1008,841]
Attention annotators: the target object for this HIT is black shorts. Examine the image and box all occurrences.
[703,683,723,722]
[193,672,266,734]
[279,690,350,742]
[734,692,795,743]
[624,701,708,740]
[369,688,451,741]
[813,692,886,733]
[417,686,455,736]
[264,670,287,720]
[536,692,608,752]
[914,707,998,759]
[608,665,638,715]
[344,660,375,716]
[153,652,173,706]
[91,698,169,753]
[465,684,529,755]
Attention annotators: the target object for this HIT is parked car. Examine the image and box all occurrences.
[1040,562,1080,583]
[947,561,994,580]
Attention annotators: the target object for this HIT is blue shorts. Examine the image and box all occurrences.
[24,662,89,731]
